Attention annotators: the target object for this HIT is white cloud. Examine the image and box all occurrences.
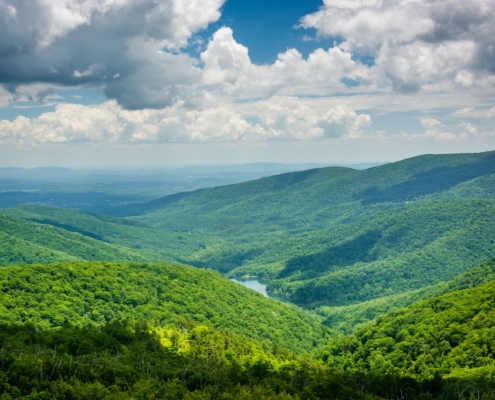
[254,97,372,140]
[420,118,442,129]
[200,27,376,100]
[377,40,478,93]
[2,0,493,116]
[460,122,478,138]
[451,106,495,119]
[201,27,251,85]
[0,98,373,145]
[302,0,434,50]
[0,85,12,107]
[455,71,475,88]
[0,0,225,109]
[419,118,457,140]
[300,0,495,92]
[0,0,494,155]
[403,117,491,142]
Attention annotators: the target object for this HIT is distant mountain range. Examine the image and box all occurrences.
[0,162,382,213]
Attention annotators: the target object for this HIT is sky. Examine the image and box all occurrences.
[0,0,494,167]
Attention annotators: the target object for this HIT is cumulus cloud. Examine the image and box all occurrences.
[200,27,375,100]
[451,106,495,119]
[419,117,454,140]
[2,0,492,114]
[417,117,482,141]
[0,0,493,154]
[300,0,495,92]
[460,122,478,138]
[0,0,224,109]
[0,98,373,145]
[253,97,372,139]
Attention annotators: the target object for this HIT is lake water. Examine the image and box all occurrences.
[230,278,287,302]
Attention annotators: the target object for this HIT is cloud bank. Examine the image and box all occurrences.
[0,0,224,109]
[301,0,495,92]
[0,0,494,150]
[0,98,373,145]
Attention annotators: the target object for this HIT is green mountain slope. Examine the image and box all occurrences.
[0,262,331,353]
[121,150,495,233]
[320,276,495,385]
[0,320,321,399]
[3,151,495,320]
[263,199,495,305]
[0,205,225,268]
[111,152,495,309]
[182,199,495,309]
[318,257,495,334]
[2,262,495,399]
[2,321,477,400]
[0,215,153,266]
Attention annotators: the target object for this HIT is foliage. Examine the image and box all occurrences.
[1,319,494,399]
[319,278,495,387]
[0,262,331,354]
[189,199,495,308]
[2,151,495,335]
[265,199,495,306]
[316,257,495,334]
[0,207,210,266]
[0,319,317,399]
[126,151,495,234]
[0,215,153,266]
[5,189,495,316]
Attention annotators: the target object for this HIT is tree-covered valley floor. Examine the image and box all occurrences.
[2,259,495,398]
[1,150,495,398]
[2,150,495,332]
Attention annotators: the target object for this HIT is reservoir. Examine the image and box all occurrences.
[230,278,288,302]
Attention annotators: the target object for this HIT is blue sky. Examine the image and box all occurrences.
[205,0,330,64]
[0,0,494,167]
[0,0,330,121]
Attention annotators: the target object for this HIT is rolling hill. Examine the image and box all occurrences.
[1,151,494,334]
[0,261,331,353]
[317,257,495,334]
[115,150,495,229]
[1,151,495,398]
[0,207,210,266]
[0,214,151,266]
[2,259,495,399]
[321,273,495,386]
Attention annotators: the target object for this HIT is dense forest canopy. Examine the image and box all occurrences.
[0,262,330,354]
[321,277,495,384]
[2,259,495,398]
[4,319,491,400]
[317,257,495,334]
[1,151,495,398]
[1,151,495,333]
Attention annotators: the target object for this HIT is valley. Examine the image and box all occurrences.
[0,151,495,398]
[2,151,494,329]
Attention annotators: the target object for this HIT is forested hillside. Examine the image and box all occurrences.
[0,262,330,353]
[0,215,151,266]
[318,257,495,334]
[321,276,495,388]
[2,262,495,399]
[2,151,495,334]
[0,206,205,266]
[262,199,495,306]
[121,150,495,229]
[0,319,480,400]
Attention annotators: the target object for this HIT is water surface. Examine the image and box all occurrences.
[230,278,288,302]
